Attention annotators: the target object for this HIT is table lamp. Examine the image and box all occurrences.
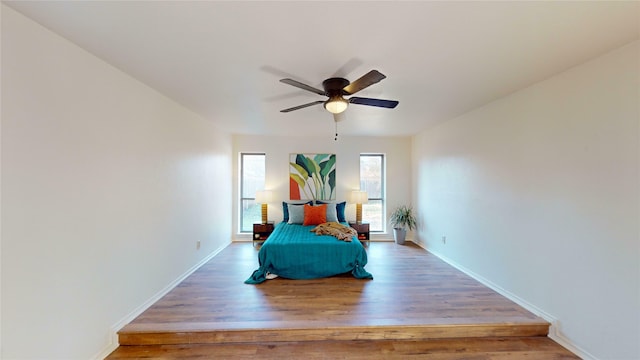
[255,190,273,224]
[350,190,368,224]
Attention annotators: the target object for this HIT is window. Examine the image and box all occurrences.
[360,154,385,232]
[240,153,265,232]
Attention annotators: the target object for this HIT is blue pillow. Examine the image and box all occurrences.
[282,201,312,222]
[316,200,346,222]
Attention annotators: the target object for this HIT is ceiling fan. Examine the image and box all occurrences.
[279,70,399,115]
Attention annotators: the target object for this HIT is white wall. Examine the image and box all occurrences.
[413,41,639,360]
[232,135,412,239]
[1,5,232,359]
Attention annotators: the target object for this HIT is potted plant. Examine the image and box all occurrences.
[389,205,417,245]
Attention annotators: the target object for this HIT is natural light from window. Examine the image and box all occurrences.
[360,154,385,232]
[240,153,265,232]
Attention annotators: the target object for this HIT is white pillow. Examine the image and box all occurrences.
[287,203,305,224]
[325,204,338,222]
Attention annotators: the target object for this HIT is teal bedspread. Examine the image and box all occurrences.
[245,222,372,284]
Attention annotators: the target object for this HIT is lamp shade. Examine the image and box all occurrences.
[255,190,273,204]
[350,190,368,204]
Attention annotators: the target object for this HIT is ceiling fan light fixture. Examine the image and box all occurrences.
[324,96,348,114]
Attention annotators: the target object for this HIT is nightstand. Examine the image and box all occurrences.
[252,222,274,246]
[349,222,370,245]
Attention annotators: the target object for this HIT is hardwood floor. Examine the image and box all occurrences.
[107,241,579,359]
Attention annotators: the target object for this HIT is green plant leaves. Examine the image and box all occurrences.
[389,205,417,231]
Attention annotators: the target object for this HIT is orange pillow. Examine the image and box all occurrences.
[303,204,327,226]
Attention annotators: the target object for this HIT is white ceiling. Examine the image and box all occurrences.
[5,1,639,137]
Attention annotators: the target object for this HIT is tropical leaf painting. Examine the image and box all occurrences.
[289,153,336,200]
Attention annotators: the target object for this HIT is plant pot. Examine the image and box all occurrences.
[393,228,407,245]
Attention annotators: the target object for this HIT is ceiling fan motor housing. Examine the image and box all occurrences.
[322,78,350,96]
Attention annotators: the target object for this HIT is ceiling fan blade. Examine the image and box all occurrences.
[349,97,399,109]
[280,79,326,96]
[342,70,386,95]
[280,100,324,113]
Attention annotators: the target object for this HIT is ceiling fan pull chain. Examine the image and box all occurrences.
[334,121,338,141]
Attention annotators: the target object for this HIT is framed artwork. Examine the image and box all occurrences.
[289,153,336,200]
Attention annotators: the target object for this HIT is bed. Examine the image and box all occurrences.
[245,221,373,284]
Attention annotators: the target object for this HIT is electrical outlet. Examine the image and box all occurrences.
[196,240,201,250]
[442,236,446,244]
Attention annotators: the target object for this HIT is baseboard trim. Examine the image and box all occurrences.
[92,242,230,360]
[413,240,597,360]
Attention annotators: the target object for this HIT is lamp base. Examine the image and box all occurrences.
[261,204,268,224]
[356,203,362,223]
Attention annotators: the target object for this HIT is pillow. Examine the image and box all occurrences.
[287,203,306,224]
[303,204,327,226]
[325,203,338,222]
[316,200,346,222]
[282,201,312,222]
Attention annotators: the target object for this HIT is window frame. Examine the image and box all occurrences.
[239,152,266,233]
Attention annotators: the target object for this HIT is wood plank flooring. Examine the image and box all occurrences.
[107,241,579,359]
